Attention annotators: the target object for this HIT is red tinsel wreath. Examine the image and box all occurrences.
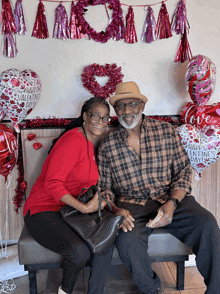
[81,63,124,99]
[75,0,123,43]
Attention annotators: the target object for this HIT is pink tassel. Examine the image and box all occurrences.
[53,3,69,40]
[110,4,125,41]
[141,6,157,43]
[32,0,49,39]
[3,32,18,57]
[1,0,16,34]
[69,1,86,39]
[156,1,172,39]
[13,0,26,35]
[171,0,189,35]
[174,29,192,63]
[124,6,137,43]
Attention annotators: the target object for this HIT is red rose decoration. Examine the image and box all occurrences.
[81,63,123,99]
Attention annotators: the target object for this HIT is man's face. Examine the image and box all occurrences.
[114,98,144,130]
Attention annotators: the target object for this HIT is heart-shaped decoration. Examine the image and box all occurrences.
[0,68,41,132]
[180,102,220,129]
[75,0,123,43]
[176,124,220,178]
[33,142,42,150]
[27,133,36,141]
[0,108,5,122]
[81,63,123,98]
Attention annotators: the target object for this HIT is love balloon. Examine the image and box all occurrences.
[0,124,18,181]
[185,55,216,106]
[0,69,41,132]
[176,124,220,179]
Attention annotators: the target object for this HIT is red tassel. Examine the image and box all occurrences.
[32,0,49,39]
[171,0,189,35]
[174,29,193,63]
[156,1,172,39]
[1,0,16,34]
[124,6,137,44]
[14,0,26,35]
[53,3,69,40]
[141,6,157,43]
[69,1,86,39]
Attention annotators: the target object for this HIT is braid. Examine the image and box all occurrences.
[48,97,109,154]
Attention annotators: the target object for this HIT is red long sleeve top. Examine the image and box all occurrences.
[23,128,99,216]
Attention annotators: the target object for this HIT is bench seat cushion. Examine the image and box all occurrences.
[18,225,192,265]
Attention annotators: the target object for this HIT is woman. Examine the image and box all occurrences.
[23,97,112,294]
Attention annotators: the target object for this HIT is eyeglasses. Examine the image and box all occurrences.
[115,101,143,111]
[87,112,110,124]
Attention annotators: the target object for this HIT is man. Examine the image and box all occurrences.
[97,81,220,294]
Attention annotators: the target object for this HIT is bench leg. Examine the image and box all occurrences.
[28,270,38,294]
[176,261,185,290]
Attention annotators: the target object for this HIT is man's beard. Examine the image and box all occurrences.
[118,110,142,130]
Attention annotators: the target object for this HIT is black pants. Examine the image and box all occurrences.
[115,196,220,294]
[24,210,114,294]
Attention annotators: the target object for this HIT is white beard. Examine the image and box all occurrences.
[118,110,142,130]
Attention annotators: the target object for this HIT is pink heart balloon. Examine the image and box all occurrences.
[176,124,220,179]
[0,69,41,132]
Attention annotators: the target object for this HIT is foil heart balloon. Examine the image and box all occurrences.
[0,124,18,181]
[0,108,5,122]
[180,102,220,129]
[176,124,220,179]
[0,69,41,132]
[185,55,216,106]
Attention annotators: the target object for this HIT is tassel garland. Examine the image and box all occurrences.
[14,0,26,35]
[141,6,157,43]
[174,29,192,63]
[155,1,172,39]
[125,6,137,43]
[53,3,69,40]
[69,1,86,39]
[1,0,17,58]
[32,0,49,39]
[171,0,189,35]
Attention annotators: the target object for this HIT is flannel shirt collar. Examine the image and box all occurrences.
[117,114,148,142]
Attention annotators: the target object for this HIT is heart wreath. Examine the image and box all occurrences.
[81,63,123,99]
[75,0,123,43]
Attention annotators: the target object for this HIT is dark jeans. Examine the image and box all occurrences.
[24,210,114,294]
[115,196,220,294]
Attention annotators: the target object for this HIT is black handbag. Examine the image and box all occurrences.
[59,185,124,254]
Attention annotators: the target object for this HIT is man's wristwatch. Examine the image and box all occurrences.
[167,198,179,208]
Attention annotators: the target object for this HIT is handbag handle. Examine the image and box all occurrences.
[79,185,112,219]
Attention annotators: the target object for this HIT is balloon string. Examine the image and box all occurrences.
[40,0,168,6]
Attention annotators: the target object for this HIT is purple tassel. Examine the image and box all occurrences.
[53,3,69,40]
[171,0,189,35]
[141,6,157,43]
[3,32,18,58]
[13,0,26,35]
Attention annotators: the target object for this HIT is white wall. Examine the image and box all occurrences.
[0,0,219,119]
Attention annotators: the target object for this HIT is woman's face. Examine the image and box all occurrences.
[83,103,110,142]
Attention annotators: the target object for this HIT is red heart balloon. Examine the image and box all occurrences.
[33,142,42,150]
[27,134,36,141]
[180,102,220,129]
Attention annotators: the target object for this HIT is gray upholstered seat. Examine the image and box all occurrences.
[18,128,192,294]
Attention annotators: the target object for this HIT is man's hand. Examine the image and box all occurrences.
[146,201,176,229]
[116,208,135,233]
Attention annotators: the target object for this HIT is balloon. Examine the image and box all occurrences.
[185,55,216,106]
[0,108,6,121]
[0,124,18,181]
[176,124,220,179]
[0,69,41,132]
[180,102,220,129]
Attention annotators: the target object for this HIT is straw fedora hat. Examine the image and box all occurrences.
[109,81,148,106]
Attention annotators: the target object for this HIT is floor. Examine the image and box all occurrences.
[9,262,206,294]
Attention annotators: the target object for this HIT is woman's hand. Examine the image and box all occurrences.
[83,191,107,214]
[115,208,135,233]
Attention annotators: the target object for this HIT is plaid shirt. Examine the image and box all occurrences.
[97,116,192,205]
